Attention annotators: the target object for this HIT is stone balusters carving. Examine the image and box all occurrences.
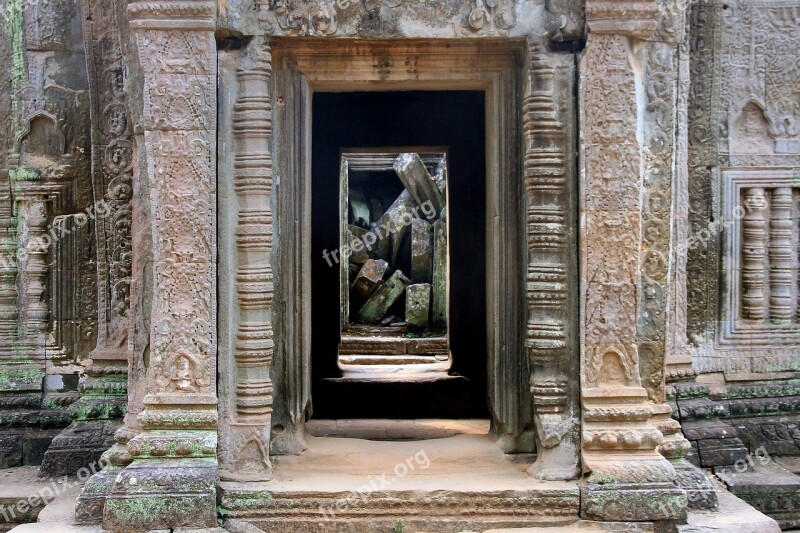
[219,38,275,482]
[101,1,219,530]
[769,187,793,322]
[737,185,800,325]
[741,188,768,320]
[523,39,580,481]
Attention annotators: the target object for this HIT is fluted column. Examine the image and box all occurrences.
[102,1,218,530]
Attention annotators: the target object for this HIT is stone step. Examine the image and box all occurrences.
[219,486,580,533]
[678,477,781,533]
[714,460,800,529]
[339,355,443,366]
[0,467,62,532]
[218,434,580,533]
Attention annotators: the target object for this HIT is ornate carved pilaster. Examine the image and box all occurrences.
[523,39,580,481]
[102,1,218,530]
[218,37,274,482]
[19,197,50,351]
[579,16,686,519]
[0,193,17,363]
[655,11,717,509]
[41,0,133,478]
[665,19,694,384]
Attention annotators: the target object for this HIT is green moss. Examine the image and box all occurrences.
[9,166,40,181]
[0,367,42,386]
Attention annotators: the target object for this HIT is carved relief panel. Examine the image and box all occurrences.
[687,0,800,374]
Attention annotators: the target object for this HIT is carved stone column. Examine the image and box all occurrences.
[218,37,275,482]
[579,3,687,520]
[40,0,133,478]
[102,1,219,530]
[524,39,581,481]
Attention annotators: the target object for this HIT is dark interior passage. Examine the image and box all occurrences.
[311,90,488,419]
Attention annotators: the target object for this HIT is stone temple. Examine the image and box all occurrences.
[0,0,799,531]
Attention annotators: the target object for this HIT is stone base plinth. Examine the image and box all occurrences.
[581,483,688,522]
[219,482,580,532]
[102,459,218,533]
[38,421,118,478]
[673,461,718,510]
[74,467,119,524]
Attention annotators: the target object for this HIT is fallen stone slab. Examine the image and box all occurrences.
[393,152,446,215]
[358,270,411,324]
[350,259,389,308]
[411,218,433,283]
[431,216,447,325]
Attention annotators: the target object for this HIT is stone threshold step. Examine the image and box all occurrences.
[219,484,580,533]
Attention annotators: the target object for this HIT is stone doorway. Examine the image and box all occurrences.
[255,40,536,456]
[218,37,581,486]
[310,91,488,420]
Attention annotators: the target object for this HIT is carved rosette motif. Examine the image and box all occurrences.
[219,38,275,482]
[638,42,675,404]
[685,0,717,344]
[523,40,579,481]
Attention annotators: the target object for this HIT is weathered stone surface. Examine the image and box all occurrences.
[394,153,446,216]
[715,461,800,529]
[358,270,411,325]
[410,218,433,283]
[431,217,447,326]
[405,283,431,328]
[4,0,799,529]
[350,259,388,309]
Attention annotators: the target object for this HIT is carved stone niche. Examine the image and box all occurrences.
[215,36,581,484]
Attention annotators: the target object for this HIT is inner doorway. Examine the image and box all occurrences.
[311,91,488,420]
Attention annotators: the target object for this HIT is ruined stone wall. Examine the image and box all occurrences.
[0,0,97,468]
[670,0,800,471]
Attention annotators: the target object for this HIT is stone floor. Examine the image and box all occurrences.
[219,434,581,531]
[0,434,787,533]
[0,466,71,532]
[306,418,491,440]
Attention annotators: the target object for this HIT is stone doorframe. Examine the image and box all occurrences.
[216,37,583,483]
[97,0,695,530]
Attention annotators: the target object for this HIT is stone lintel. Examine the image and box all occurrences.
[585,0,661,39]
